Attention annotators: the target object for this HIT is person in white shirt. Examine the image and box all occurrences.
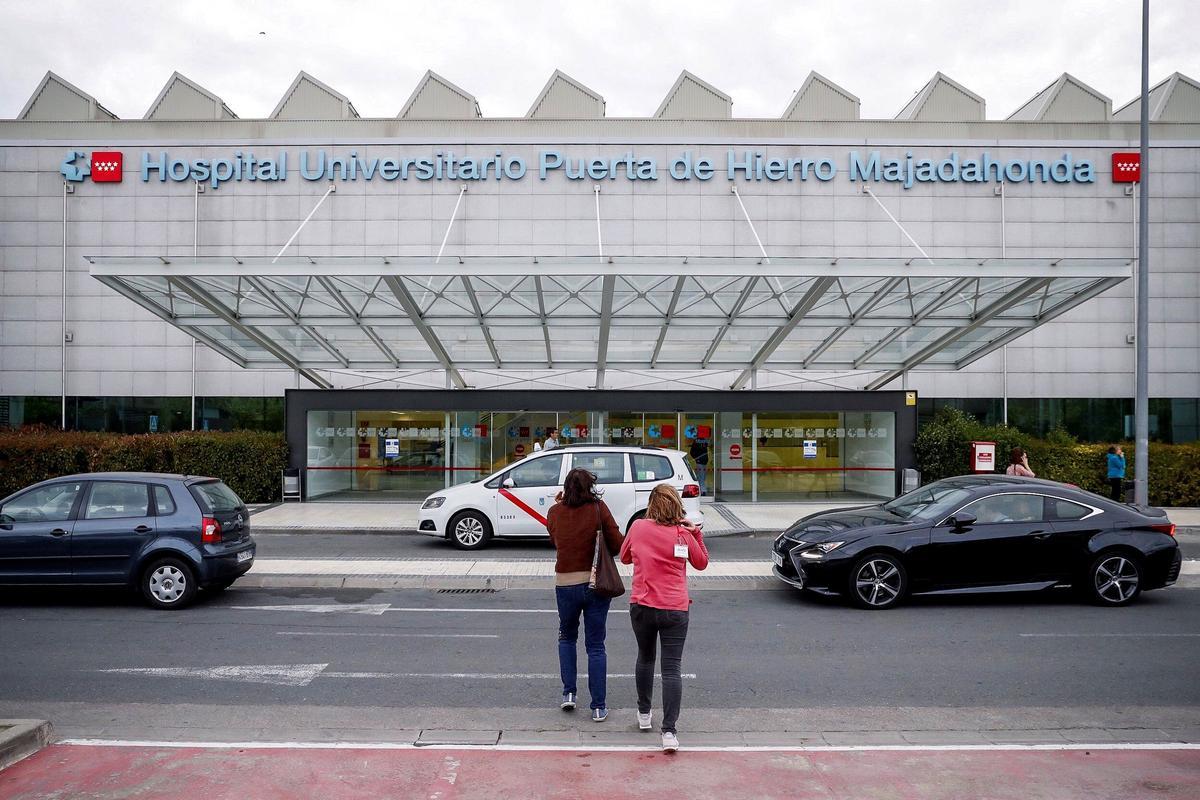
[542,427,560,451]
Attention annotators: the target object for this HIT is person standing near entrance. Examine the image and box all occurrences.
[688,438,710,496]
[619,484,708,753]
[542,427,560,451]
[1107,445,1127,501]
[546,468,624,721]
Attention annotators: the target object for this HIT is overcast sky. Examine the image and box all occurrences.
[2,0,1197,120]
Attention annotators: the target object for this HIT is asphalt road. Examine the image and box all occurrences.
[2,583,1199,714]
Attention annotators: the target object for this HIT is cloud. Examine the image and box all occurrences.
[1,0,1197,119]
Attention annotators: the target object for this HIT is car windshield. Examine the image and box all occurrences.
[882,482,972,521]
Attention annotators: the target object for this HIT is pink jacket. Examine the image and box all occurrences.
[619,519,709,611]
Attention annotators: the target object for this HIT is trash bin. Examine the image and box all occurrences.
[282,468,302,502]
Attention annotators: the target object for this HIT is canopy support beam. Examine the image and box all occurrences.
[382,275,466,388]
[730,276,836,389]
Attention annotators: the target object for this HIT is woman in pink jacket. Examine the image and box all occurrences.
[619,484,708,753]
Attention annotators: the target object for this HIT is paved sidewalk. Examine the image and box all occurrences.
[252,500,1200,534]
[4,741,1199,799]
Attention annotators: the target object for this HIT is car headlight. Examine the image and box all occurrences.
[422,497,446,510]
[799,541,845,559]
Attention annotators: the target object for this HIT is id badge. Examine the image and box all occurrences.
[674,542,689,559]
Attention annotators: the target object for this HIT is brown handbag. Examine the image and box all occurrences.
[589,503,625,599]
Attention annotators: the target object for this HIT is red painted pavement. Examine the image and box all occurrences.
[2,744,1200,799]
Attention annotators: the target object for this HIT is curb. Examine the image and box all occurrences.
[235,574,785,591]
[0,719,53,771]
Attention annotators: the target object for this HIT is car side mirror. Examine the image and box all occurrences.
[502,477,515,489]
[950,512,977,531]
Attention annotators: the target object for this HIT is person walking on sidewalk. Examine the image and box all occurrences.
[619,484,709,753]
[1107,445,1127,501]
[546,467,624,722]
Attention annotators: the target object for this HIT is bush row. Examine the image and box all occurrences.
[914,407,1200,506]
[0,428,288,503]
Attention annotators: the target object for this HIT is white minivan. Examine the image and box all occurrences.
[417,445,702,549]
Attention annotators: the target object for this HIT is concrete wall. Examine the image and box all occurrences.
[0,135,1197,400]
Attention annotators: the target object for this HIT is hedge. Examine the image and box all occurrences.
[0,428,288,503]
[914,406,1200,506]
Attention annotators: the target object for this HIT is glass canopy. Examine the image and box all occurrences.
[88,255,1131,390]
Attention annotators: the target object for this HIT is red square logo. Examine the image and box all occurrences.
[1112,152,1140,183]
[662,424,675,439]
[91,151,123,182]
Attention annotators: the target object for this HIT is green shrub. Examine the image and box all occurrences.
[915,407,1200,506]
[0,428,287,503]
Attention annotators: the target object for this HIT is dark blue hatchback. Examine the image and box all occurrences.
[0,472,255,609]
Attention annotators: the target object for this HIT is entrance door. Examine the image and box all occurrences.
[682,413,716,498]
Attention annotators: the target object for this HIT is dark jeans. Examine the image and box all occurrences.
[555,583,612,710]
[1110,477,1124,501]
[629,603,690,734]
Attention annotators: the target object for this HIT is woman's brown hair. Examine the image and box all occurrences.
[1009,446,1026,466]
[645,484,685,525]
[561,467,600,507]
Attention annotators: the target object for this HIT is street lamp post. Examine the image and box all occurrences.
[1134,0,1150,505]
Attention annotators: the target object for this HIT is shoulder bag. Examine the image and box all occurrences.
[589,503,625,599]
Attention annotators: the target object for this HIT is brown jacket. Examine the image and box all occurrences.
[546,500,624,574]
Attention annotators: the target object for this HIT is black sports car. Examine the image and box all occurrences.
[772,475,1181,609]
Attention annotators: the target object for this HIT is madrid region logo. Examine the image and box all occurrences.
[60,150,123,183]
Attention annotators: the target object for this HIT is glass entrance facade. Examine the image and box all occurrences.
[298,392,910,502]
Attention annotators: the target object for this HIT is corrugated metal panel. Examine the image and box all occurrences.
[782,72,859,120]
[655,71,731,119]
[1117,73,1200,122]
[1010,74,1110,121]
[1159,73,1200,121]
[18,71,116,121]
[145,73,236,120]
[271,72,358,119]
[2,115,1197,140]
[1007,82,1056,121]
[399,71,481,119]
[1113,75,1172,121]
[527,71,604,119]
[895,73,984,121]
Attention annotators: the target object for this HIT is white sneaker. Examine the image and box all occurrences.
[637,711,652,731]
[662,732,679,753]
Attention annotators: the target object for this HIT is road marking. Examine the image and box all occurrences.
[99,664,329,687]
[229,603,392,615]
[56,739,1200,753]
[276,631,500,639]
[383,607,629,614]
[320,672,697,680]
[1020,633,1200,638]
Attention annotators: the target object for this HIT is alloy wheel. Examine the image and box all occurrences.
[454,516,485,547]
[854,559,903,607]
[1094,556,1139,603]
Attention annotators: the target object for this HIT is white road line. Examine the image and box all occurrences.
[320,672,697,680]
[99,664,329,687]
[1020,633,1200,638]
[383,607,630,614]
[57,739,1200,753]
[230,603,391,615]
[276,631,500,639]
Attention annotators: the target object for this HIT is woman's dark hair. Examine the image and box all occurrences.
[1009,446,1026,466]
[561,467,600,507]
[1108,445,1117,454]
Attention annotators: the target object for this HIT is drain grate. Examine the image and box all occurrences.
[436,588,498,594]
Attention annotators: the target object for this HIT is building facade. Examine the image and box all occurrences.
[1,68,1198,500]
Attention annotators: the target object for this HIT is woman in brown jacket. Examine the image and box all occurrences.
[546,467,624,722]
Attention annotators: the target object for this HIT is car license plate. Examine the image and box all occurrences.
[772,551,784,568]
[236,550,253,564]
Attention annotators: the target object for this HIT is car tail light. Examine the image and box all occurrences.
[682,484,700,498]
[202,516,222,543]
[1151,522,1176,537]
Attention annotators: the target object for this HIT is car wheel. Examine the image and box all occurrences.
[449,511,493,550]
[1088,552,1142,606]
[848,553,907,610]
[141,556,198,610]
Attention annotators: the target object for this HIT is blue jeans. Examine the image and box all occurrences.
[555,582,612,709]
